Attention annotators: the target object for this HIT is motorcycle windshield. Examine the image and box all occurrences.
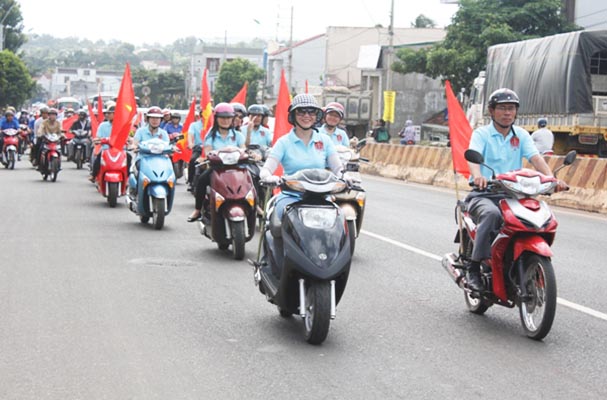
[284,169,346,194]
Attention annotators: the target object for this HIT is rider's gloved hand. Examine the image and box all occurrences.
[261,175,281,186]
[341,171,360,187]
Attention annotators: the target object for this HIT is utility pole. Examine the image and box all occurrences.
[385,0,395,131]
[0,2,17,51]
[288,5,293,91]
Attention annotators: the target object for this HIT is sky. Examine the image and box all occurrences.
[16,0,459,46]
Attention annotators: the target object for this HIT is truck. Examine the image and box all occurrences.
[466,30,607,157]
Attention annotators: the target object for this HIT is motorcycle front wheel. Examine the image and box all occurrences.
[107,182,119,208]
[519,254,557,340]
[152,197,165,230]
[75,148,83,169]
[304,281,331,345]
[7,150,16,170]
[347,220,356,255]
[230,220,246,260]
[50,158,60,182]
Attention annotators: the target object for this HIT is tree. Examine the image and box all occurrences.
[0,50,34,107]
[393,0,579,91]
[214,58,264,105]
[0,0,27,53]
[131,68,187,109]
[411,14,436,28]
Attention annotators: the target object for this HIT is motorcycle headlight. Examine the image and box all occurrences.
[298,208,337,229]
[218,151,240,165]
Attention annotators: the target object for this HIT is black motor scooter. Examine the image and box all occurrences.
[251,169,352,345]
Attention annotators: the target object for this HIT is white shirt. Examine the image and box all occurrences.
[531,127,554,154]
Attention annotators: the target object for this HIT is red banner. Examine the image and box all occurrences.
[109,64,137,149]
[445,80,472,178]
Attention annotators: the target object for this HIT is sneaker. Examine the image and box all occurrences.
[466,270,484,292]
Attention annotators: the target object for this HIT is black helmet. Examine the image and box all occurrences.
[488,88,520,109]
[537,117,547,128]
[261,104,271,117]
[247,104,264,116]
[287,94,323,125]
[230,102,247,117]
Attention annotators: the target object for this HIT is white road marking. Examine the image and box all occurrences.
[361,229,607,323]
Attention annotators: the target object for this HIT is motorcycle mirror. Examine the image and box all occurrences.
[553,150,577,177]
[357,139,367,151]
[464,149,484,164]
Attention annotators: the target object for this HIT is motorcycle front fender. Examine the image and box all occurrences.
[339,202,358,221]
[513,236,553,260]
[225,204,246,221]
[148,184,168,199]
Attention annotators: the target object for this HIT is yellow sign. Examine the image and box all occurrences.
[383,91,396,123]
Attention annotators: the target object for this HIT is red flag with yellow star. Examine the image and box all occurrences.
[109,64,137,149]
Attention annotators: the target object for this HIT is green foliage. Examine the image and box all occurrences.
[411,14,436,28]
[0,0,27,53]
[0,50,34,107]
[214,58,265,105]
[131,68,188,109]
[392,0,580,90]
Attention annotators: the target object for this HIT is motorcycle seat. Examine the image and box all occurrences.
[269,209,282,238]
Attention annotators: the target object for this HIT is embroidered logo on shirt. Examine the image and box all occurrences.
[314,141,324,151]
[337,134,342,142]
[260,131,265,137]
[510,136,519,149]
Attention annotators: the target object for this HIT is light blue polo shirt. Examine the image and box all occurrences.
[203,128,245,150]
[188,120,205,146]
[269,129,337,175]
[469,123,539,179]
[318,124,349,146]
[134,126,169,143]
[96,121,112,150]
[245,124,273,147]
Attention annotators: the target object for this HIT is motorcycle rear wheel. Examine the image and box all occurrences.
[230,220,246,260]
[152,197,165,230]
[107,182,119,208]
[519,254,556,340]
[304,281,331,345]
[50,158,59,182]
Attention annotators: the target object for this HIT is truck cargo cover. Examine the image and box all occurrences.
[484,30,607,114]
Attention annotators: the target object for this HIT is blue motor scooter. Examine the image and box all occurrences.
[126,138,176,230]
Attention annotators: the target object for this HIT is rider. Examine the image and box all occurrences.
[531,117,554,155]
[259,94,343,220]
[165,111,183,141]
[160,108,171,129]
[186,108,205,192]
[231,102,247,132]
[0,109,20,161]
[244,104,273,148]
[319,102,349,146]
[89,102,116,181]
[399,120,416,145]
[129,106,169,193]
[464,88,568,292]
[69,110,92,161]
[187,103,245,222]
[35,108,64,168]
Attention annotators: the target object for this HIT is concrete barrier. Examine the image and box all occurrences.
[360,143,607,214]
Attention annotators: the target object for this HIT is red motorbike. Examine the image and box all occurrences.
[1,128,20,169]
[95,138,128,207]
[442,149,576,340]
[38,133,62,181]
[18,124,30,160]
[169,133,186,181]
[198,147,257,260]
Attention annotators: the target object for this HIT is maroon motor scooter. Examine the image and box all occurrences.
[198,147,257,260]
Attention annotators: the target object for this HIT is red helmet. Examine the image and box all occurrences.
[214,103,235,118]
[162,108,171,116]
[147,106,163,118]
[324,102,345,119]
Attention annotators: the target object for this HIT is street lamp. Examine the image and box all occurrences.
[0,2,17,51]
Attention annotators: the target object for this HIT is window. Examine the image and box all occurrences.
[590,51,607,75]
[207,58,220,73]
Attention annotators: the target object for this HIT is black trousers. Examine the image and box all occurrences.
[187,145,202,185]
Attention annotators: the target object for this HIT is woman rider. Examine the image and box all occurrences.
[259,94,344,219]
[187,103,246,222]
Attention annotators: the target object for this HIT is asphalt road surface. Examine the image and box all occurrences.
[1,159,606,399]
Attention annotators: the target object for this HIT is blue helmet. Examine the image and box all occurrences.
[537,117,547,128]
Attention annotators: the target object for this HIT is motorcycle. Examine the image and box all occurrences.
[1,129,20,169]
[251,169,352,345]
[169,133,186,180]
[126,138,176,230]
[441,149,576,340]
[246,143,270,227]
[38,133,62,182]
[69,129,91,169]
[197,146,257,260]
[334,141,367,254]
[18,124,30,160]
[95,137,128,208]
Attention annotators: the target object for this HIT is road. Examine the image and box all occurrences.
[1,160,606,399]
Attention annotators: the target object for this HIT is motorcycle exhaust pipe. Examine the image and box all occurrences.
[442,253,465,288]
[330,280,336,320]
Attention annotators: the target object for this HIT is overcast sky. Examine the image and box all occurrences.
[17,0,459,45]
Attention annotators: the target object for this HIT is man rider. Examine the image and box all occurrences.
[69,110,92,161]
[464,88,568,292]
[165,111,183,140]
[35,108,64,169]
[531,117,554,155]
[0,110,20,162]
[89,102,115,181]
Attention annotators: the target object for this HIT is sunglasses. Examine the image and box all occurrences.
[295,108,318,116]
